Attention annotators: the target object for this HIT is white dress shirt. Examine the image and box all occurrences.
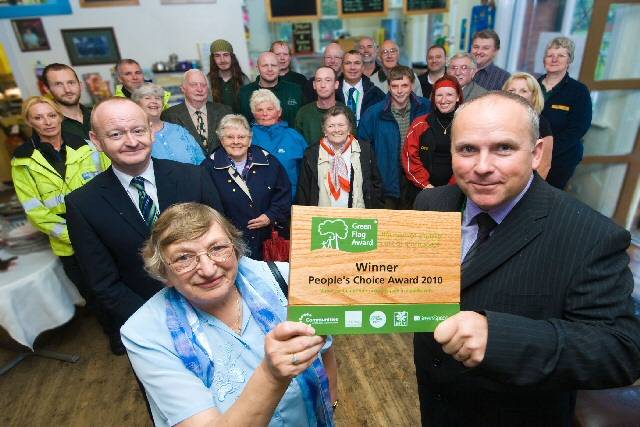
[342,79,364,125]
[112,159,159,219]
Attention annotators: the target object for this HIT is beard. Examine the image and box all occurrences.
[55,93,81,107]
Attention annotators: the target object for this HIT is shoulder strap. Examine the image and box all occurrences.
[266,261,288,298]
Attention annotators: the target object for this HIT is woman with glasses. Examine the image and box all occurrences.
[538,36,592,189]
[121,202,337,427]
[296,105,383,208]
[132,83,205,165]
[202,114,290,260]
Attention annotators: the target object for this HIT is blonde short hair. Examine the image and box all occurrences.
[215,114,252,140]
[21,96,62,123]
[249,89,281,114]
[502,72,545,114]
[142,203,247,281]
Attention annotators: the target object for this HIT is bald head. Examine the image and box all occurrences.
[90,97,145,133]
[323,43,344,74]
[380,40,400,70]
[257,52,279,87]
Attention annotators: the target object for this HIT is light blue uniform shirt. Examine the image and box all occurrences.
[152,122,206,166]
[121,260,327,427]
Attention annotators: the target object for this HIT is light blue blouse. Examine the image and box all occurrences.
[151,122,206,165]
[121,260,325,427]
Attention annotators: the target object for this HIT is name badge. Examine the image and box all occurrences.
[551,104,570,111]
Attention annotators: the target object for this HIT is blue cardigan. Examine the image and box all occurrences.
[357,93,431,198]
[202,146,291,260]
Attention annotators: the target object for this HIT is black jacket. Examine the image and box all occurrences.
[413,176,640,427]
[335,75,386,120]
[66,159,224,328]
[296,139,383,208]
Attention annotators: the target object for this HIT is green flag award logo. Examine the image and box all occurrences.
[311,217,378,252]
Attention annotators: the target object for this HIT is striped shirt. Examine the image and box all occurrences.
[391,105,411,155]
[474,62,510,91]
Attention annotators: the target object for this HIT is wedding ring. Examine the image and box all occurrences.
[291,353,299,365]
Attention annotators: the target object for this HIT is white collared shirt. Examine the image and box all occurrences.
[342,79,364,125]
[112,159,159,219]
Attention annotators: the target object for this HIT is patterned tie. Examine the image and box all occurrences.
[195,110,207,146]
[347,87,357,114]
[462,212,497,267]
[130,176,159,227]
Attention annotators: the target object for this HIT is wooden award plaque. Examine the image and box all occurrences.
[287,206,461,334]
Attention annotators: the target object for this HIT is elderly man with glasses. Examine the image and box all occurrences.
[369,40,423,97]
[447,53,487,102]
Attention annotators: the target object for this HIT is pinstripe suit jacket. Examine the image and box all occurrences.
[413,175,640,427]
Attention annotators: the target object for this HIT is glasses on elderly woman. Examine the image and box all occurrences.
[168,243,234,274]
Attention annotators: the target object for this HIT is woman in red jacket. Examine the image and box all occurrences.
[402,76,463,190]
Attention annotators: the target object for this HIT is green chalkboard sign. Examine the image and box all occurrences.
[266,0,321,22]
[338,0,387,18]
[403,0,448,15]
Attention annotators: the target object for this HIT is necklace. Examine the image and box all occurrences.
[434,115,452,135]
[234,288,242,334]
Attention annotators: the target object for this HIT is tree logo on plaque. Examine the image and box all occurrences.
[311,217,378,252]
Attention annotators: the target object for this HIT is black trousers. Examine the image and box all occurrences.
[59,254,113,335]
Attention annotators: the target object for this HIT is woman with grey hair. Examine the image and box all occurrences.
[250,89,307,200]
[201,114,291,260]
[132,83,205,165]
[120,202,337,427]
[538,36,592,189]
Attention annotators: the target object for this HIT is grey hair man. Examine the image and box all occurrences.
[369,40,423,97]
[447,52,487,101]
[161,69,232,154]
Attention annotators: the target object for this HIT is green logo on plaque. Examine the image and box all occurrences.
[311,217,377,252]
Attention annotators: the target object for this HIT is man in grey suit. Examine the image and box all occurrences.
[448,53,487,102]
[413,92,640,426]
[161,69,231,155]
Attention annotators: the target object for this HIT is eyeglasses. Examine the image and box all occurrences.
[381,49,398,56]
[326,123,348,130]
[449,65,472,72]
[103,127,150,141]
[223,134,249,142]
[168,243,234,274]
[545,54,568,60]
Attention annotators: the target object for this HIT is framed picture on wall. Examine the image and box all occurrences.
[12,18,50,52]
[79,0,139,8]
[0,0,71,19]
[61,27,121,66]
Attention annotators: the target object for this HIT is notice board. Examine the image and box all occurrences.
[338,0,387,18]
[403,0,448,15]
[266,0,321,22]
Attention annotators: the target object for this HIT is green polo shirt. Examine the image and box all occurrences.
[238,77,303,126]
[61,104,92,140]
[294,101,355,146]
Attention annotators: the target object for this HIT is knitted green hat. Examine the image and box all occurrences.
[210,39,233,54]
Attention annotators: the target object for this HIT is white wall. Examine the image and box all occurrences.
[0,0,248,103]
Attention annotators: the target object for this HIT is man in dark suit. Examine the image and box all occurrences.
[66,97,224,354]
[413,92,640,426]
[161,69,231,155]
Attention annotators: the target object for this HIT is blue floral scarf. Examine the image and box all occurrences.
[165,258,335,426]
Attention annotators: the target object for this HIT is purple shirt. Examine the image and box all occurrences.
[461,174,534,260]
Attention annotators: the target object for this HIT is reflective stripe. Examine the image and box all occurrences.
[43,194,65,209]
[22,198,43,212]
[91,151,103,172]
[52,224,66,238]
